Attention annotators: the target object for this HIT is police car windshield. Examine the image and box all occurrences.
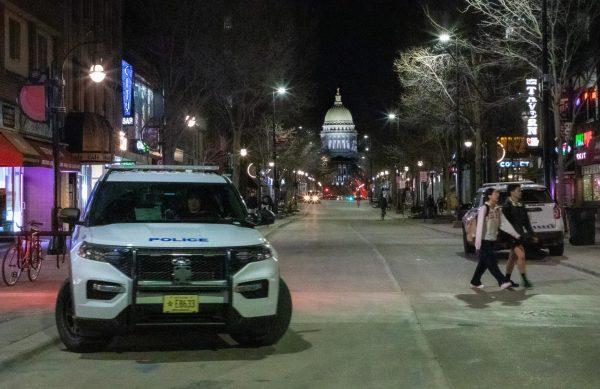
[87,182,248,226]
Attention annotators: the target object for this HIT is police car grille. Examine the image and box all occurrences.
[136,251,227,281]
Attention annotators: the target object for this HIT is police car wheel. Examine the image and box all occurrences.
[230,279,292,347]
[55,281,112,353]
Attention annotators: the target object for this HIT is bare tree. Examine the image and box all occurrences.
[465,0,600,204]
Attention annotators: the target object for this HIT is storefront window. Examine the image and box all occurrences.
[0,167,23,231]
[593,175,600,202]
[583,175,593,202]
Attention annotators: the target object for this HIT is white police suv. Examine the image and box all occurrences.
[55,165,291,352]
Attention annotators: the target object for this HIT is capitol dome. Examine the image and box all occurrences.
[324,91,354,126]
[321,88,357,155]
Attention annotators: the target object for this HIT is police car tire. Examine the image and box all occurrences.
[548,244,564,256]
[55,281,112,353]
[230,279,292,347]
[462,226,475,254]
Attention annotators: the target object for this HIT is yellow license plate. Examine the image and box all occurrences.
[163,295,199,313]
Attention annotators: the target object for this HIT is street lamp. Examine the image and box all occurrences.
[272,86,288,213]
[439,31,463,206]
[464,140,473,148]
[50,39,106,234]
[404,166,409,172]
[185,115,197,128]
[438,32,451,43]
[89,64,106,83]
[240,148,248,157]
[268,161,275,168]
[417,160,424,167]
[387,112,399,132]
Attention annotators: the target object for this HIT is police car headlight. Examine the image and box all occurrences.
[231,245,276,273]
[78,242,132,269]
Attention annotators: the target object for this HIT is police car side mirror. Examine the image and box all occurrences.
[58,207,81,224]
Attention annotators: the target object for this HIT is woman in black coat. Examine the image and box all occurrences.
[502,184,535,288]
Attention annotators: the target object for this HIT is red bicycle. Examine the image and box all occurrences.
[2,221,45,286]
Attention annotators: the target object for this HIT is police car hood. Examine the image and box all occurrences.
[83,223,267,248]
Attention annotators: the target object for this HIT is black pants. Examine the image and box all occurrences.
[471,240,507,286]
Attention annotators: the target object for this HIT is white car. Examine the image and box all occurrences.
[462,181,565,256]
[55,165,292,352]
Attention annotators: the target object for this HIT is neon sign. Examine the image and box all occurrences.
[576,152,587,161]
[525,79,539,147]
[498,160,531,168]
[121,60,134,119]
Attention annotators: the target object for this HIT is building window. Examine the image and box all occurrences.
[34,31,52,72]
[8,18,21,60]
[4,13,28,76]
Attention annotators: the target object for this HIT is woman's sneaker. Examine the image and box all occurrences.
[500,282,512,290]
[470,283,484,289]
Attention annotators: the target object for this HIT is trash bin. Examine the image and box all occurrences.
[566,207,596,246]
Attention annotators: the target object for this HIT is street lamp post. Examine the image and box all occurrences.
[439,32,462,208]
[271,86,287,213]
[50,40,106,233]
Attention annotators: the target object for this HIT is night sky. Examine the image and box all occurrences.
[306,0,454,139]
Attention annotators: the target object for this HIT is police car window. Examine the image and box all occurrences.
[522,189,552,203]
[87,182,247,225]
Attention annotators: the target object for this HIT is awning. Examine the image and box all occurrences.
[27,139,81,171]
[64,112,113,163]
[0,130,42,167]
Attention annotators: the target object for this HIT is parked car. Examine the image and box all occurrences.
[462,181,565,256]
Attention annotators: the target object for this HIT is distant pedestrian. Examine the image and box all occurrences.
[379,190,389,220]
[470,187,520,290]
[502,184,536,288]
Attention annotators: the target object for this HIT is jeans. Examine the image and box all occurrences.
[471,240,507,286]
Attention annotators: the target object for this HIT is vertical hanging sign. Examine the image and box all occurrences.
[121,60,134,125]
[525,78,540,147]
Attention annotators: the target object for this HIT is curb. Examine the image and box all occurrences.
[0,326,59,372]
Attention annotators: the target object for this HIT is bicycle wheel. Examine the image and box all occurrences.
[2,244,22,286]
[28,243,44,282]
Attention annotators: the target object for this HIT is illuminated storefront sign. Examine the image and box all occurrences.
[121,60,134,119]
[525,79,539,147]
[575,131,593,148]
[498,160,531,168]
[576,151,587,161]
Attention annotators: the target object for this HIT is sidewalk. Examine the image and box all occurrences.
[0,213,304,370]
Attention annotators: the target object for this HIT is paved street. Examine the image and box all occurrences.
[1,201,600,388]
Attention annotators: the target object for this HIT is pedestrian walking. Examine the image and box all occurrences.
[356,194,361,208]
[470,187,520,290]
[379,190,389,220]
[502,183,536,288]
